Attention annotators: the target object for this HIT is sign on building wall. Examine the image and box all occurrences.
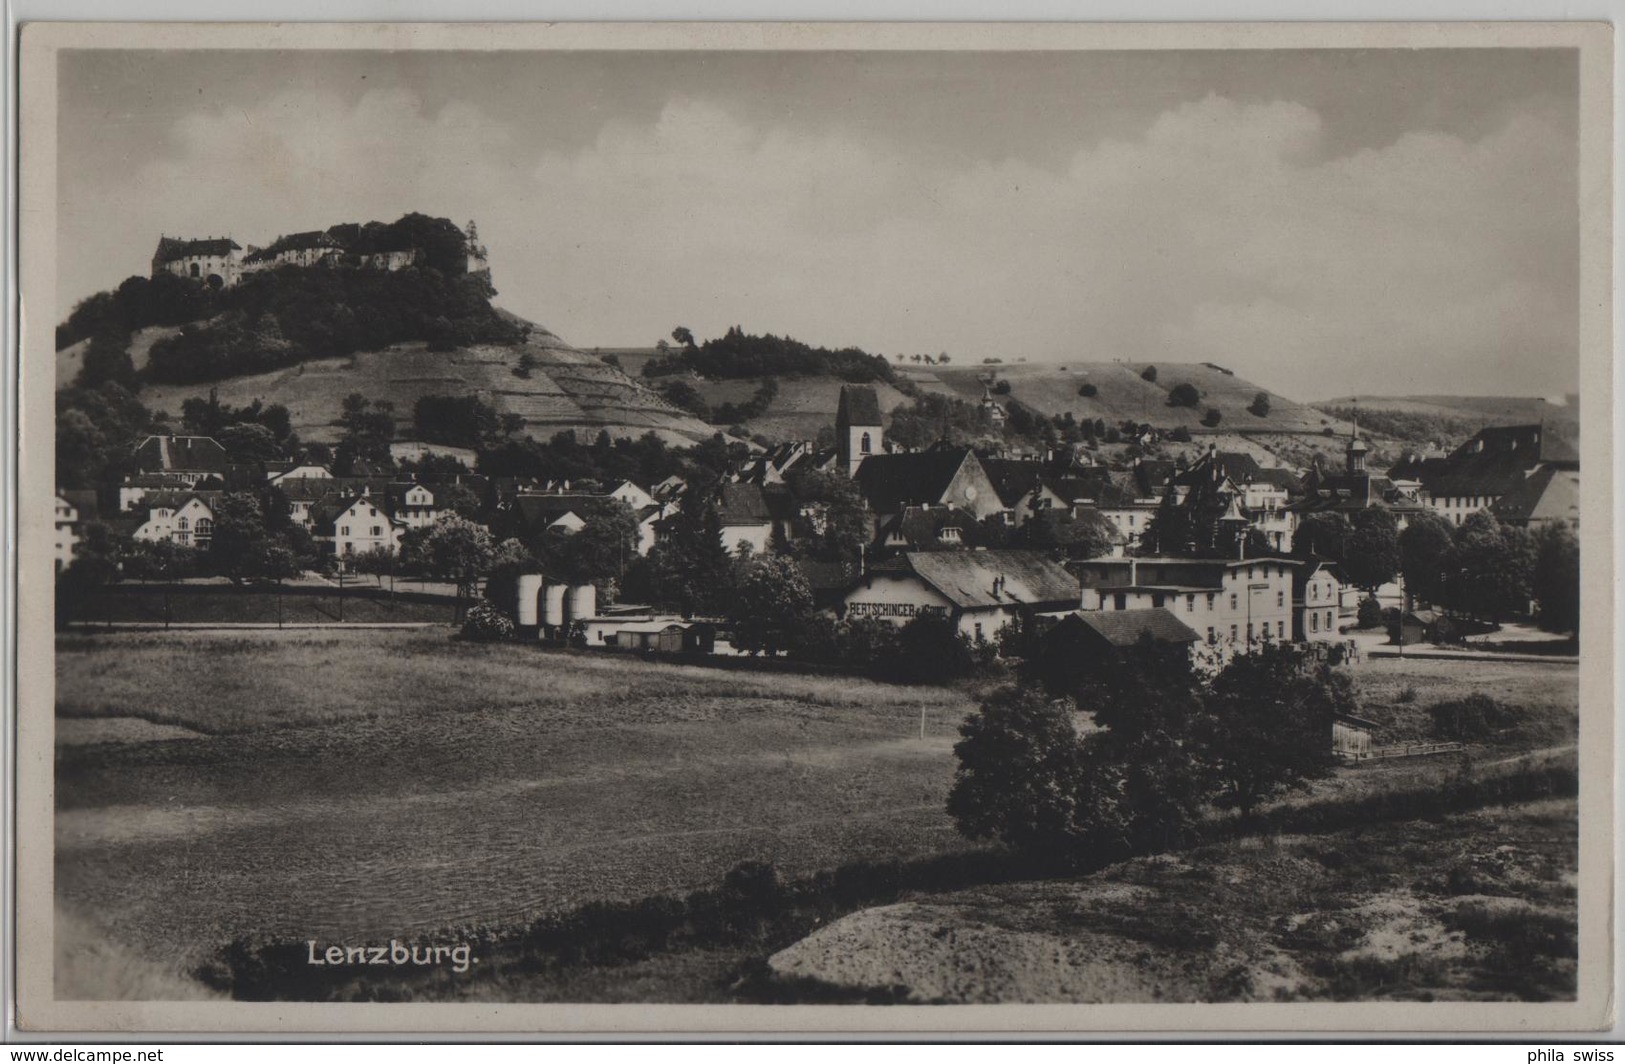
[845,602,949,620]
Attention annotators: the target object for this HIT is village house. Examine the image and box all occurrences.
[130,434,230,486]
[1389,423,1579,527]
[716,481,774,555]
[871,504,989,554]
[54,491,98,571]
[1034,608,1204,686]
[841,548,1080,643]
[313,490,403,560]
[1071,556,1298,648]
[266,463,335,485]
[1489,466,1580,530]
[132,493,218,550]
[1292,559,1344,642]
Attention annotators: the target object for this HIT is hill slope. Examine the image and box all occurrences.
[60,319,719,447]
[929,361,1350,436]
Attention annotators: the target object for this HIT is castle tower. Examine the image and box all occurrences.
[836,385,883,477]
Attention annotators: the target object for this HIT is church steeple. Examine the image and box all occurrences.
[1346,406,1369,475]
[836,385,883,477]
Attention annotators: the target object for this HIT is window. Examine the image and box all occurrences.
[370,525,382,537]
[1261,621,1271,639]
[973,623,983,641]
[1229,593,1237,610]
[1113,592,1126,611]
[1230,625,1238,642]
[1310,613,1318,633]
[1152,594,1165,608]
[1207,593,1216,608]
[177,517,189,531]
[1185,594,1194,612]
[1206,627,1215,643]
[1326,610,1334,630]
[1277,591,1284,608]
[189,263,200,278]
[1310,584,1318,601]
[860,432,872,455]
[340,525,350,536]
[195,518,212,537]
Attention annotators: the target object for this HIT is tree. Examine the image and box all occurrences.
[727,555,815,656]
[786,468,869,562]
[1451,511,1535,621]
[76,332,139,391]
[1398,510,1455,607]
[216,423,284,466]
[350,546,397,588]
[410,514,496,610]
[335,393,395,471]
[946,686,1121,859]
[208,493,273,583]
[992,380,1012,395]
[638,485,733,616]
[672,326,695,349]
[1140,365,1158,383]
[1530,523,1579,634]
[1168,382,1201,408]
[1200,644,1348,818]
[1078,382,1098,398]
[1249,392,1272,418]
[55,522,128,628]
[1293,512,1353,564]
[1201,407,1223,428]
[1341,508,1401,594]
[1017,508,1118,559]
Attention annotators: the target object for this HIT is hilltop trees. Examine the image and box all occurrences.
[1249,392,1272,418]
[1140,365,1158,383]
[1168,382,1201,408]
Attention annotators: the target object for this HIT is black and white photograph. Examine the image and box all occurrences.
[13,20,1613,1035]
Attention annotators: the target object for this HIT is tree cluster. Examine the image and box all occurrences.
[640,325,894,384]
[949,642,1351,864]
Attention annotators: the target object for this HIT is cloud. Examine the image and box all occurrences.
[61,86,1576,401]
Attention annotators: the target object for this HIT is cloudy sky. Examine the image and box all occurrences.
[57,48,1578,401]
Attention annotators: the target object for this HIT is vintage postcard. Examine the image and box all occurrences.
[12,20,1614,1035]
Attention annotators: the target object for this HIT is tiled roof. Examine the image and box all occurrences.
[875,505,988,550]
[1062,608,1201,647]
[153,237,241,264]
[131,435,229,474]
[1490,467,1579,525]
[902,549,1079,610]
[854,449,975,514]
[979,458,1046,509]
[717,481,773,525]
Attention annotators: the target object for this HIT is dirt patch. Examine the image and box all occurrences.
[56,716,205,747]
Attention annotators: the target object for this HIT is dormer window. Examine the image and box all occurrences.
[939,526,962,544]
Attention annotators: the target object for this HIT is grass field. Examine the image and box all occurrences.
[68,586,460,627]
[55,630,977,987]
[53,629,1578,1000]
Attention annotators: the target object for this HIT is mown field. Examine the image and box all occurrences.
[55,630,977,989]
[53,630,1578,1001]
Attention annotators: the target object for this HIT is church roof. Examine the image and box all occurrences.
[853,449,976,515]
[836,385,883,427]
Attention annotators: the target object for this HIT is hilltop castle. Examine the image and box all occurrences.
[151,219,489,289]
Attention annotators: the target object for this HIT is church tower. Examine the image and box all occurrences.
[1346,410,1370,475]
[836,385,884,477]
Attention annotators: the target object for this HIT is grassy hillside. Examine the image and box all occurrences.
[932,361,1351,436]
[61,320,719,447]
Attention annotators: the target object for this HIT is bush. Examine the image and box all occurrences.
[1427,694,1524,742]
[1168,382,1201,408]
[460,602,515,642]
[1140,365,1158,382]
[992,380,1012,396]
[1201,407,1222,428]
[1249,392,1271,418]
[1357,595,1384,629]
[1170,425,1192,442]
[1078,382,1098,398]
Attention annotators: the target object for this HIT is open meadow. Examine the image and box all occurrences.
[53,629,1578,1000]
